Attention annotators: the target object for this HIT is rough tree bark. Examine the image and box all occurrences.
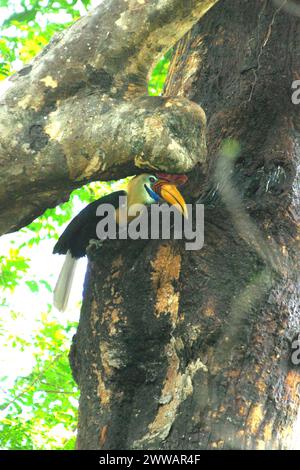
[0,0,215,235]
[69,0,300,450]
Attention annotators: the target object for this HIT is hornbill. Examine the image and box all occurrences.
[53,173,188,312]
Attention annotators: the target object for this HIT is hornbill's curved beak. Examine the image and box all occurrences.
[154,174,188,218]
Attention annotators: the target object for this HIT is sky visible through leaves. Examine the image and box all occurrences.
[0,0,171,449]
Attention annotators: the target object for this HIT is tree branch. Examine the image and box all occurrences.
[0,0,218,235]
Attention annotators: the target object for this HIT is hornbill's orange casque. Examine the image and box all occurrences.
[53,173,188,312]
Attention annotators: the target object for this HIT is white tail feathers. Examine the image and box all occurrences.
[53,251,78,312]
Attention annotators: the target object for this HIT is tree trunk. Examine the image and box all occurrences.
[70,0,300,450]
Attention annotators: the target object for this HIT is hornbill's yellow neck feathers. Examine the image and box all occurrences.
[127,174,160,207]
[53,172,187,312]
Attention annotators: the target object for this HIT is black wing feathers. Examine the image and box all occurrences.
[53,190,126,258]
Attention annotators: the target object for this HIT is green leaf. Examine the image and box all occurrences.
[2,9,38,29]
[40,280,52,293]
[25,280,39,293]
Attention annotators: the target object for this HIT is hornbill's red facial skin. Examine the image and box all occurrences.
[154,173,188,187]
[53,173,188,311]
[153,173,188,198]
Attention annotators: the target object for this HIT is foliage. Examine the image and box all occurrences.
[0,313,78,449]
[0,0,82,79]
[0,0,171,450]
[149,49,172,96]
[0,248,30,291]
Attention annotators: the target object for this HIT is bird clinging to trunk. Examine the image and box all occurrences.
[53,173,188,312]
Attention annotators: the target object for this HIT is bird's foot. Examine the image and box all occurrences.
[86,238,104,256]
[87,238,126,260]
